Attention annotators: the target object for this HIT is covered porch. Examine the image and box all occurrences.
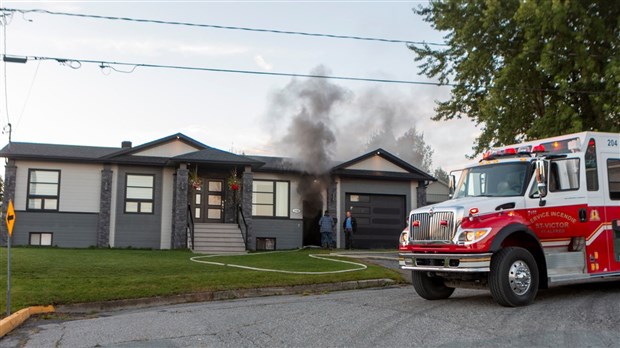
[169,150,263,252]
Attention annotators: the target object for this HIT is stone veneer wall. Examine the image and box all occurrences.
[172,166,189,248]
[242,166,254,250]
[96,166,113,247]
[327,179,337,219]
[416,183,427,208]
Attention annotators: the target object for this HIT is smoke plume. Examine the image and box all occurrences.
[269,65,349,175]
[264,65,442,173]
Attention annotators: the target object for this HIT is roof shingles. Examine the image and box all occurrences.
[0,134,264,168]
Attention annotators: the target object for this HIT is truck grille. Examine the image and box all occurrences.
[411,211,456,242]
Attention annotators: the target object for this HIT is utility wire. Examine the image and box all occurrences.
[25,54,453,87]
[5,53,615,96]
[0,7,449,47]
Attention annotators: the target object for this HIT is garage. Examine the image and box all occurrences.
[332,149,436,250]
[346,193,406,249]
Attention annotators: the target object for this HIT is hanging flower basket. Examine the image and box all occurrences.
[228,169,241,191]
[189,166,202,190]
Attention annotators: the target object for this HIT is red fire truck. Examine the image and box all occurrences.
[399,131,620,306]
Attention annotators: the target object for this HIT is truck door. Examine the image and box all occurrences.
[602,152,620,271]
[525,155,587,240]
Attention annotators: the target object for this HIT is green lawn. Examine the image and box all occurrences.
[0,247,402,312]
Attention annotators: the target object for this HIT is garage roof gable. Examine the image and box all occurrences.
[331,148,435,182]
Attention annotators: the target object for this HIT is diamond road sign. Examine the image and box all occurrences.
[5,199,15,237]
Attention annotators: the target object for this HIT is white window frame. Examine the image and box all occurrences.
[252,180,290,218]
[29,232,53,246]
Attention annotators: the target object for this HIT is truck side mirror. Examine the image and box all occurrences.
[448,175,456,198]
[535,159,547,201]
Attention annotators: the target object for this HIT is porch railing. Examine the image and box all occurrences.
[187,203,194,249]
[237,204,248,250]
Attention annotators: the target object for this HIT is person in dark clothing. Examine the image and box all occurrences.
[342,210,357,250]
[318,210,335,249]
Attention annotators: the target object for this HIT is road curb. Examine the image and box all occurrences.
[55,278,396,314]
[0,305,55,338]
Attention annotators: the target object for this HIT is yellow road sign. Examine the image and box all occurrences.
[5,199,15,236]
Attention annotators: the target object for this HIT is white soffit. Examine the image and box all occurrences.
[345,155,408,173]
[133,140,201,157]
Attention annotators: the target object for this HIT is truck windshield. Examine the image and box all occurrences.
[453,162,531,198]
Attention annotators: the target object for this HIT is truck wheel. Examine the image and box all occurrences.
[489,247,539,307]
[412,271,455,300]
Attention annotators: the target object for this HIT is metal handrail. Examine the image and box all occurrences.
[237,204,248,250]
[187,203,194,249]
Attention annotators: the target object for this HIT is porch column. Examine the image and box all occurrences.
[172,164,189,249]
[327,177,338,247]
[1,160,17,245]
[416,181,428,208]
[96,165,113,247]
[242,165,254,250]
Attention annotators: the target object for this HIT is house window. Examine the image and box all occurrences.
[252,180,289,217]
[27,169,60,211]
[125,174,154,213]
[256,237,276,251]
[30,232,53,246]
[350,194,370,203]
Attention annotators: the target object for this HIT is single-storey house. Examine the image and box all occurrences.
[0,133,436,251]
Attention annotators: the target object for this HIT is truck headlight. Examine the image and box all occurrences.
[400,229,410,246]
[454,227,491,244]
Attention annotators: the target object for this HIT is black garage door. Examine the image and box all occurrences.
[346,194,406,249]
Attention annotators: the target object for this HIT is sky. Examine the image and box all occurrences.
[0,0,481,172]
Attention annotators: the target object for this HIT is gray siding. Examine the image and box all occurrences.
[253,219,302,250]
[11,211,98,247]
[114,166,163,249]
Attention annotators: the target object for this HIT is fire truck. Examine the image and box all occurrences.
[399,131,620,306]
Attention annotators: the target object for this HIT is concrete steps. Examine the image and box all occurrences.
[192,223,246,254]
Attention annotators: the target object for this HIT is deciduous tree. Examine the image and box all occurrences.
[411,0,620,155]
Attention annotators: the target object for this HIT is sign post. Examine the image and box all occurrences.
[5,199,15,317]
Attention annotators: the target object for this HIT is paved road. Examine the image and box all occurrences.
[4,281,620,348]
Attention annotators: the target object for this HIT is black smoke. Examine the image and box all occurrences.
[270,65,349,175]
[267,75,430,167]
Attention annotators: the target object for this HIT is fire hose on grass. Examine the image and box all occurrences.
[190,249,368,275]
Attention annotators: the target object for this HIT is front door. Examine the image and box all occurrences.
[302,200,323,247]
[190,179,224,223]
[205,179,224,222]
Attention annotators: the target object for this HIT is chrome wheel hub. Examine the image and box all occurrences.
[508,260,531,295]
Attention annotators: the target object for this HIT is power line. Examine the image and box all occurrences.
[25,54,452,87]
[4,54,615,96]
[0,7,449,47]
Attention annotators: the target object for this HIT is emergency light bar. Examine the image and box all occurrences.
[481,137,580,161]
